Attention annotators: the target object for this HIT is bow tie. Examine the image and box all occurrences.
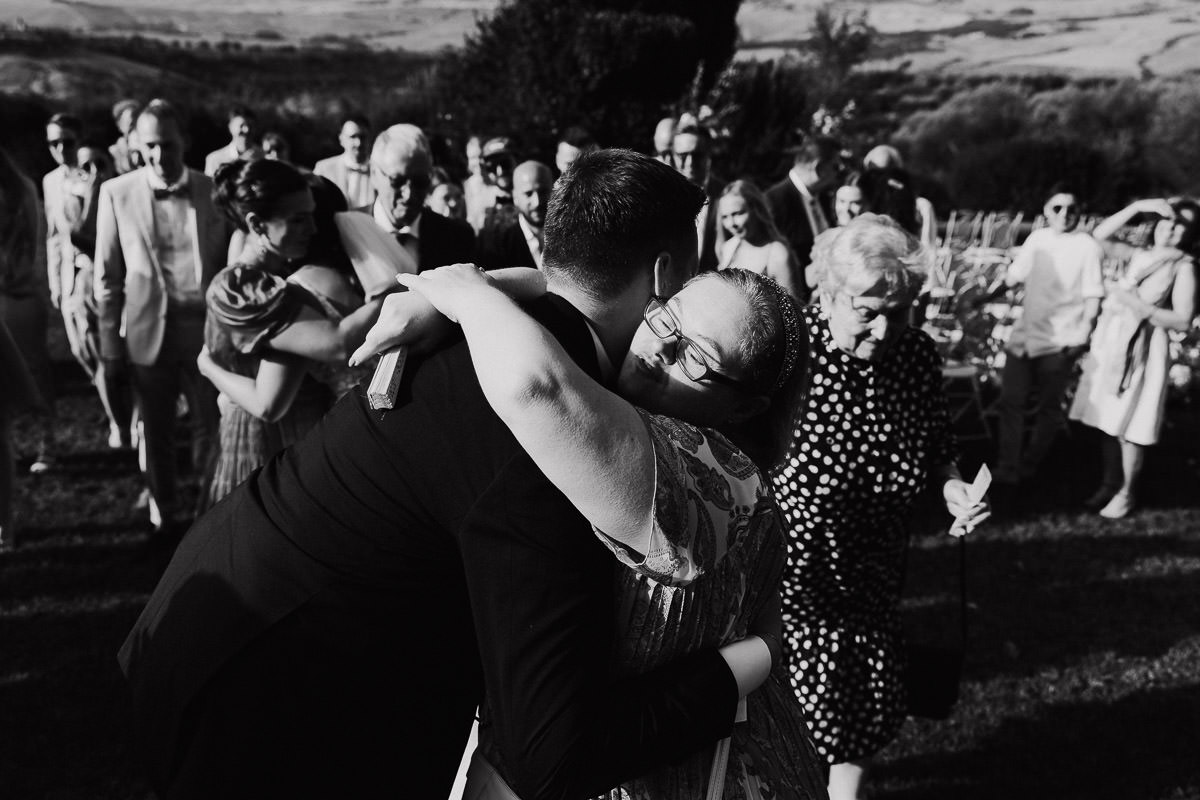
[153,185,187,200]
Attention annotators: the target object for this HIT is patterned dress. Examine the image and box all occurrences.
[595,411,827,800]
[201,264,336,509]
[771,305,956,764]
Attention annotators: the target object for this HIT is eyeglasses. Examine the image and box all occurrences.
[838,292,910,327]
[643,297,752,389]
[374,167,431,193]
[1048,204,1079,215]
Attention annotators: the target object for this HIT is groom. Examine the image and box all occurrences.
[119,149,741,799]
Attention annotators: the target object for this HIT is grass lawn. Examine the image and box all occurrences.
[3,330,1199,799]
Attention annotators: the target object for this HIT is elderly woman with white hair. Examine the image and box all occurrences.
[771,214,989,800]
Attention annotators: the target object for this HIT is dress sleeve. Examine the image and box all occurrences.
[205,264,303,355]
[595,409,774,587]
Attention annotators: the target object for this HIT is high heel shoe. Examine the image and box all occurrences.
[1098,491,1135,519]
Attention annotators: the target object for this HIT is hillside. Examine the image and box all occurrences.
[1,0,1199,78]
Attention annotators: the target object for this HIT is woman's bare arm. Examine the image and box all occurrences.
[197,347,307,422]
[398,267,656,550]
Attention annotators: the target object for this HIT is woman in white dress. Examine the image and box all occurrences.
[1069,197,1198,518]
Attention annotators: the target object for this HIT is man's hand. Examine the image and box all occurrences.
[349,274,470,366]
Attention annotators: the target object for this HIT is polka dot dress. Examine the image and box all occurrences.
[771,304,956,764]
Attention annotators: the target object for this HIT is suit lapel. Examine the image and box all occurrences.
[130,171,163,279]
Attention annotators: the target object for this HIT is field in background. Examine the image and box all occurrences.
[1,0,1200,77]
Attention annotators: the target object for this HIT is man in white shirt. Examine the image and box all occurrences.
[203,105,262,177]
[994,188,1104,487]
[313,114,375,209]
[95,99,231,536]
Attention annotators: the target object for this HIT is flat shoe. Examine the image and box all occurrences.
[1099,491,1134,519]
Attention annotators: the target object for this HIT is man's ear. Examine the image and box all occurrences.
[653,251,678,299]
[727,394,770,425]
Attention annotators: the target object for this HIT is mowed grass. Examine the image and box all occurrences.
[3,331,1199,799]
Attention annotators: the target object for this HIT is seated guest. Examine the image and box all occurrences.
[716,179,802,300]
[367,123,475,271]
[204,104,262,177]
[313,113,374,209]
[109,99,143,175]
[554,125,598,176]
[475,160,552,270]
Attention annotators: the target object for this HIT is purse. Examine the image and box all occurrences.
[903,534,967,720]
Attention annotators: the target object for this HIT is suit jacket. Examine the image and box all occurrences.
[93,167,231,365]
[355,205,477,273]
[42,166,71,304]
[118,295,738,799]
[766,176,822,270]
[312,155,374,209]
[474,219,537,271]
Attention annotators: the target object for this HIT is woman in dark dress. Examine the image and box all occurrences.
[770,214,989,800]
[199,161,385,508]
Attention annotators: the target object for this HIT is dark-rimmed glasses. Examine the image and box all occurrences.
[643,297,753,390]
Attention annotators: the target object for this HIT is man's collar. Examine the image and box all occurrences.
[146,167,190,193]
[373,200,421,237]
[517,215,541,245]
[787,166,814,198]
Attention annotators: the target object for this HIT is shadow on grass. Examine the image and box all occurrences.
[875,682,1200,800]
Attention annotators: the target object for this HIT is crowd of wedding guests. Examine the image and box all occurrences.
[0,94,1196,800]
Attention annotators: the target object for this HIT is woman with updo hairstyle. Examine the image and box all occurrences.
[199,158,387,508]
[716,179,802,301]
[770,214,989,800]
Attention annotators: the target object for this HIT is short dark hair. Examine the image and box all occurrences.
[46,113,83,136]
[341,113,370,130]
[1169,197,1200,254]
[542,148,705,297]
[1045,182,1078,201]
[559,125,596,150]
[227,105,257,123]
[212,158,310,231]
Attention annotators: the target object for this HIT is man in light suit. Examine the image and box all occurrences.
[312,113,374,209]
[366,123,475,272]
[203,104,262,177]
[43,112,84,315]
[95,99,230,536]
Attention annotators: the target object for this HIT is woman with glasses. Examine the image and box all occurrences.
[717,180,803,301]
[1069,197,1199,518]
[771,214,989,800]
[368,264,827,799]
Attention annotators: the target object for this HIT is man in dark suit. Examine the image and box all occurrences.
[475,159,553,270]
[118,149,743,800]
[766,132,841,301]
[670,121,723,276]
[366,123,475,271]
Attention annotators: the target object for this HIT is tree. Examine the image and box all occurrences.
[434,0,715,159]
[807,2,875,103]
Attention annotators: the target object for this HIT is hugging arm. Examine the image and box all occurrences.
[197,347,307,422]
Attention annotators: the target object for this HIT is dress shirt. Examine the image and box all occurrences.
[517,215,543,269]
[146,170,203,306]
[1005,228,1105,358]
